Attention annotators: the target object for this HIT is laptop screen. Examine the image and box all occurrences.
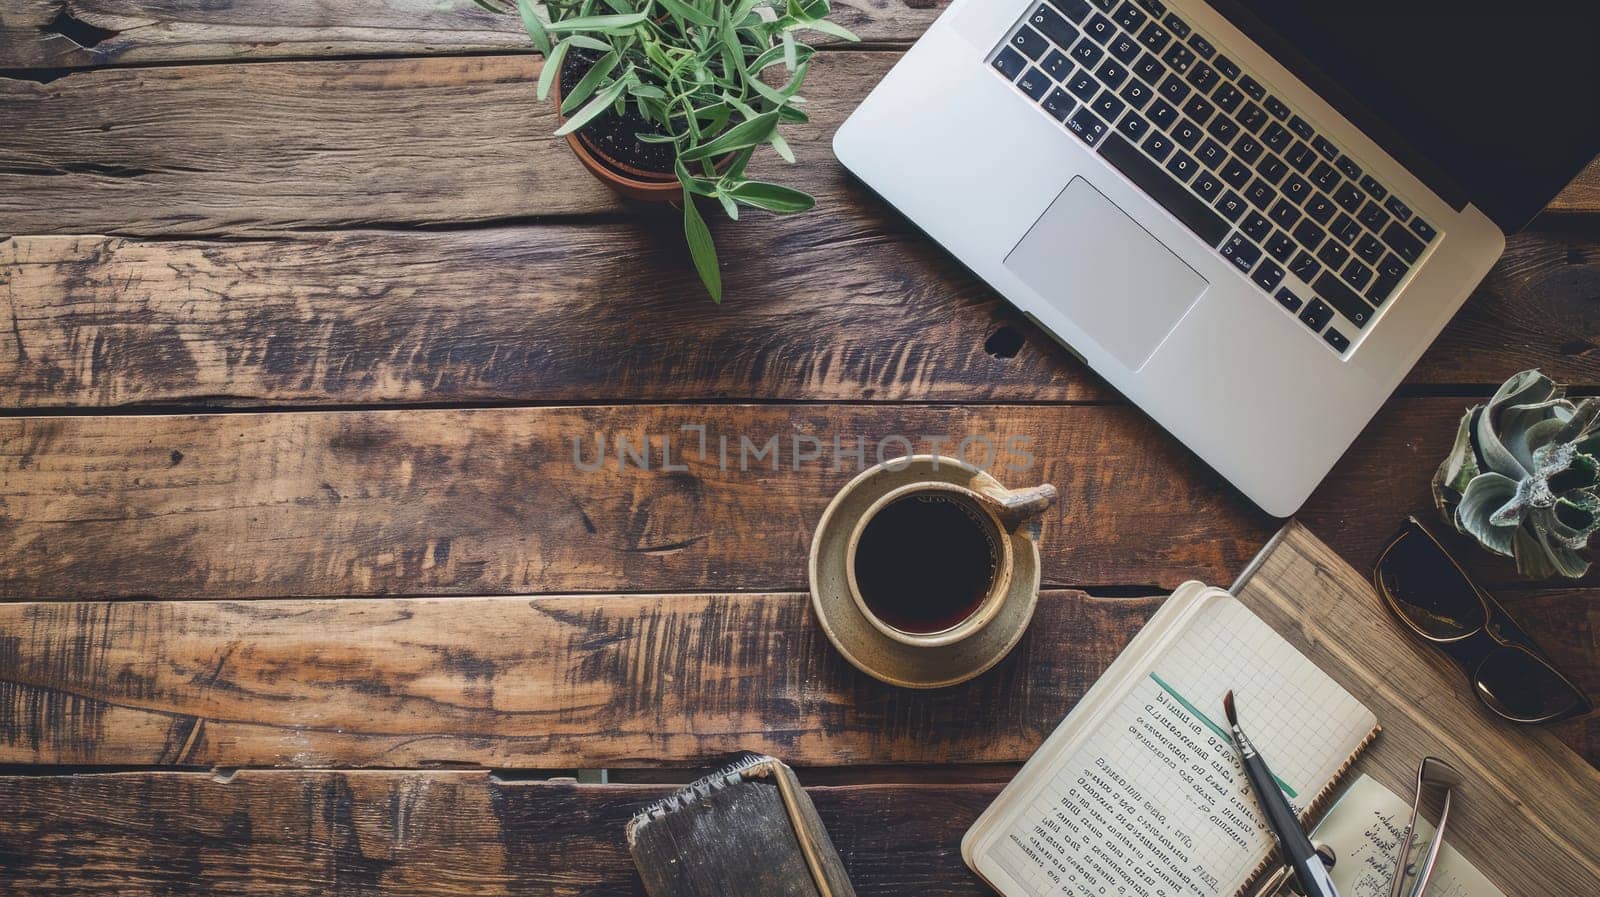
[1218,0,1598,231]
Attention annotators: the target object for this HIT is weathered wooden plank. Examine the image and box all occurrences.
[4,52,1598,238]
[3,227,1595,409]
[0,590,1158,767]
[0,771,1000,896]
[0,0,937,69]
[0,404,1273,598]
[0,225,1099,408]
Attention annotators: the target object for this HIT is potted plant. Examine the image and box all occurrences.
[1433,369,1600,578]
[475,0,858,301]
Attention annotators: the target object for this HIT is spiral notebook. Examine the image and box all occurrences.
[962,582,1380,897]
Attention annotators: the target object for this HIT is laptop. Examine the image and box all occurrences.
[833,0,1598,516]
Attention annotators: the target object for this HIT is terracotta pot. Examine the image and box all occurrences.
[552,67,680,203]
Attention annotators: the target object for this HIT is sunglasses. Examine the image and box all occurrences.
[1372,517,1593,725]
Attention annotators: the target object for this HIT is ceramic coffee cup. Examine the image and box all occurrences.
[809,455,1058,688]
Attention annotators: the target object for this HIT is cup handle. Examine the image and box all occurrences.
[978,483,1058,531]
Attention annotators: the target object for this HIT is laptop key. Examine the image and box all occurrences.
[1292,219,1326,252]
[1011,26,1051,59]
[1182,95,1214,125]
[1085,13,1116,43]
[1207,115,1240,144]
[1214,54,1241,79]
[1109,34,1141,63]
[1264,95,1291,120]
[1245,178,1275,211]
[1275,287,1303,312]
[1259,154,1288,185]
[1067,70,1099,100]
[1299,298,1333,332]
[1233,134,1263,164]
[1196,138,1227,170]
[1096,133,1229,244]
[1324,327,1350,352]
[1382,221,1425,263]
[1287,115,1314,140]
[1252,258,1285,292]
[1289,250,1321,283]
[1269,198,1301,229]
[1262,121,1291,152]
[1216,192,1248,223]
[1187,32,1216,59]
[1266,230,1296,262]
[1342,258,1373,291]
[1066,107,1109,144]
[1090,0,1116,9]
[1384,195,1413,222]
[1354,233,1385,264]
[1236,102,1267,134]
[1242,211,1272,242]
[1335,155,1361,180]
[1096,59,1129,88]
[1093,89,1127,121]
[1161,142,1193,178]
[1235,74,1265,100]
[1018,67,1053,101]
[1029,4,1079,48]
[1115,108,1148,141]
[1193,171,1223,201]
[1358,174,1388,201]
[1163,12,1190,39]
[1139,22,1171,54]
[1172,118,1202,149]
[1160,41,1195,74]
[992,47,1029,79]
[1137,0,1165,14]
[1366,254,1407,305]
[1143,131,1174,162]
[1185,61,1218,93]
[1314,271,1374,328]
[1213,83,1244,114]
[1146,98,1178,128]
[1330,213,1360,245]
[1052,0,1094,22]
[1310,161,1339,191]
[1042,49,1074,79]
[1282,174,1311,205]
[1070,37,1103,67]
[1358,199,1389,232]
[1133,52,1164,84]
[1311,135,1338,160]
[1158,73,1190,103]
[1286,142,1316,172]
[1120,79,1154,109]
[1333,182,1365,213]
[1042,87,1076,121]
[1317,239,1349,270]
[1220,232,1261,272]
[1305,193,1337,224]
[1410,217,1437,242]
[1113,1,1147,32]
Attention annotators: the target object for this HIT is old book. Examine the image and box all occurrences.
[962,582,1380,897]
[627,754,858,897]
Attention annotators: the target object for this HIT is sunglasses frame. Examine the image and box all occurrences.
[1372,516,1593,725]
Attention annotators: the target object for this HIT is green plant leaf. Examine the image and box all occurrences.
[768,130,795,163]
[717,191,740,220]
[793,17,859,42]
[675,158,717,196]
[556,74,632,135]
[515,0,551,54]
[537,38,571,101]
[546,11,650,33]
[682,187,723,303]
[565,34,614,51]
[658,0,716,26]
[787,0,830,20]
[781,30,798,70]
[727,181,815,213]
[560,49,619,113]
[679,109,780,160]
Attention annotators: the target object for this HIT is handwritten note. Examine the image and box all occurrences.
[1310,775,1506,897]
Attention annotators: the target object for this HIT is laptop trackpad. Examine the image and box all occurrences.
[1005,177,1208,371]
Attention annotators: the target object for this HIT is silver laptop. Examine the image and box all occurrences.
[834,0,1598,515]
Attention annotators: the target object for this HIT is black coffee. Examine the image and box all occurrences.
[853,493,1000,634]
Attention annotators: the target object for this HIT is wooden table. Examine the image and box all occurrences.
[1,3,1596,893]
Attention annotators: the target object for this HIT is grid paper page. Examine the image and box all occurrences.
[979,594,1374,897]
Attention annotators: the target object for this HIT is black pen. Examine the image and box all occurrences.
[1223,690,1340,897]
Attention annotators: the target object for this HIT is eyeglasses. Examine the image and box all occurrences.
[1372,517,1592,725]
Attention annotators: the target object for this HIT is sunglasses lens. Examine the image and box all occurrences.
[1377,529,1487,639]
[1476,645,1583,723]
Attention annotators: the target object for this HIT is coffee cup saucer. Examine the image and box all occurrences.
[808,456,1041,689]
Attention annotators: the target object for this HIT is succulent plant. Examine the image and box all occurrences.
[1433,369,1600,578]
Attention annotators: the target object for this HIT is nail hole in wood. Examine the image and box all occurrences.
[984,325,1025,359]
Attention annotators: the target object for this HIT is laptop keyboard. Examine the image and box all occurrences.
[990,0,1440,355]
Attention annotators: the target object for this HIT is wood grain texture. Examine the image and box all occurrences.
[0,590,1160,767]
[4,52,1598,238]
[1235,523,1600,897]
[0,0,936,69]
[0,771,1000,896]
[3,227,1597,409]
[0,404,1272,598]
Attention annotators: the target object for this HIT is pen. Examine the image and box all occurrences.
[1223,690,1340,897]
